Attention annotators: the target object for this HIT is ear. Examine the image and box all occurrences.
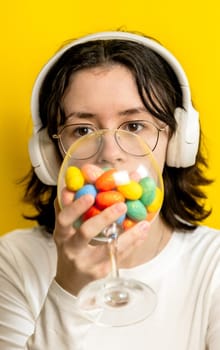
[166,107,200,167]
[28,129,61,185]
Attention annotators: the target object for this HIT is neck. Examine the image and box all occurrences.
[120,216,172,269]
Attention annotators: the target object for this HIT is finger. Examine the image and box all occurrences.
[58,194,95,228]
[54,194,95,244]
[54,198,60,216]
[117,220,150,259]
[79,202,127,242]
[61,187,75,207]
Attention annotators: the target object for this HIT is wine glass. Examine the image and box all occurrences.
[57,129,164,327]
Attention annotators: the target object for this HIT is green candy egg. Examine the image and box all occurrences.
[139,177,156,206]
[126,200,147,221]
[73,218,83,229]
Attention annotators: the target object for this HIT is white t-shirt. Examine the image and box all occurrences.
[0,225,219,350]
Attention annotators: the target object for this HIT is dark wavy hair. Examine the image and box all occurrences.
[22,34,212,233]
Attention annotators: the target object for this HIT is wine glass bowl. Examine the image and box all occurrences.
[57,129,164,326]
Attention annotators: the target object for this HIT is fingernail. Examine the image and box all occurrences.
[113,202,126,213]
[138,221,149,230]
[82,194,95,206]
[137,221,149,239]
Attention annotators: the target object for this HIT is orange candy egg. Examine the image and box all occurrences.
[95,169,117,191]
[96,190,125,209]
[122,218,136,230]
[146,212,156,222]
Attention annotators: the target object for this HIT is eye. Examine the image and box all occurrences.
[122,121,144,133]
[66,124,96,139]
[74,125,95,137]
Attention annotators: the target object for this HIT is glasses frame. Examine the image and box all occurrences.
[52,120,167,155]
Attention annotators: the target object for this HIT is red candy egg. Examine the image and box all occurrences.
[83,206,101,220]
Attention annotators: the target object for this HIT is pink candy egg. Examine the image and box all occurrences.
[81,164,104,183]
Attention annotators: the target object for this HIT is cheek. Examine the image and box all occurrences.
[153,136,169,172]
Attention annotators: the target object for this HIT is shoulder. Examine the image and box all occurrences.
[0,227,57,319]
[181,225,220,250]
[0,226,55,250]
[0,227,56,274]
[179,225,220,289]
[177,225,220,260]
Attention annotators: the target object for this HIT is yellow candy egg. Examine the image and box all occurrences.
[65,166,85,191]
[117,180,143,200]
[147,187,163,213]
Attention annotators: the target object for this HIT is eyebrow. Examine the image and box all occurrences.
[66,112,96,119]
[118,107,148,116]
[66,107,149,120]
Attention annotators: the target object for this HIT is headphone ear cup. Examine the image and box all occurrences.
[28,129,61,185]
[166,107,200,167]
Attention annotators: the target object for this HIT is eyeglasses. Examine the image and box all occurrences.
[52,120,167,155]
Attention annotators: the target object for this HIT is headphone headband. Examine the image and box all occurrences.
[31,31,191,132]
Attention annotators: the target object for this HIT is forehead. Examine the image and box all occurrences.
[62,64,143,113]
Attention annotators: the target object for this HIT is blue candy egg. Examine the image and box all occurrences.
[116,213,126,225]
[75,184,97,200]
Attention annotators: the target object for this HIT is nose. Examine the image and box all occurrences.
[97,131,126,167]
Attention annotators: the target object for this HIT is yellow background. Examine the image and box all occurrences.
[0,1,219,234]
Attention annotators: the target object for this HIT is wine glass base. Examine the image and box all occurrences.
[76,277,157,327]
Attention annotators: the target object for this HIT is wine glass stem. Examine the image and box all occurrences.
[105,222,120,279]
[108,237,119,278]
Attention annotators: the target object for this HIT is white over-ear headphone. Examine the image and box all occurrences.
[29,31,200,185]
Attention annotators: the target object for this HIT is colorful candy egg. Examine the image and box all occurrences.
[95,169,117,191]
[75,184,97,200]
[147,187,163,213]
[83,205,101,220]
[96,190,125,209]
[146,212,156,222]
[65,166,85,191]
[122,218,136,230]
[81,164,104,183]
[73,218,83,229]
[139,177,156,206]
[117,180,143,200]
[126,200,147,221]
[116,213,126,225]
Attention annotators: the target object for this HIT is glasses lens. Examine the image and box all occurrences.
[67,132,103,160]
[60,124,97,153]
[114,130,150,157]
[119,120,160,152]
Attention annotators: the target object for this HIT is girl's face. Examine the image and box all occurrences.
[61,64,169,171]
